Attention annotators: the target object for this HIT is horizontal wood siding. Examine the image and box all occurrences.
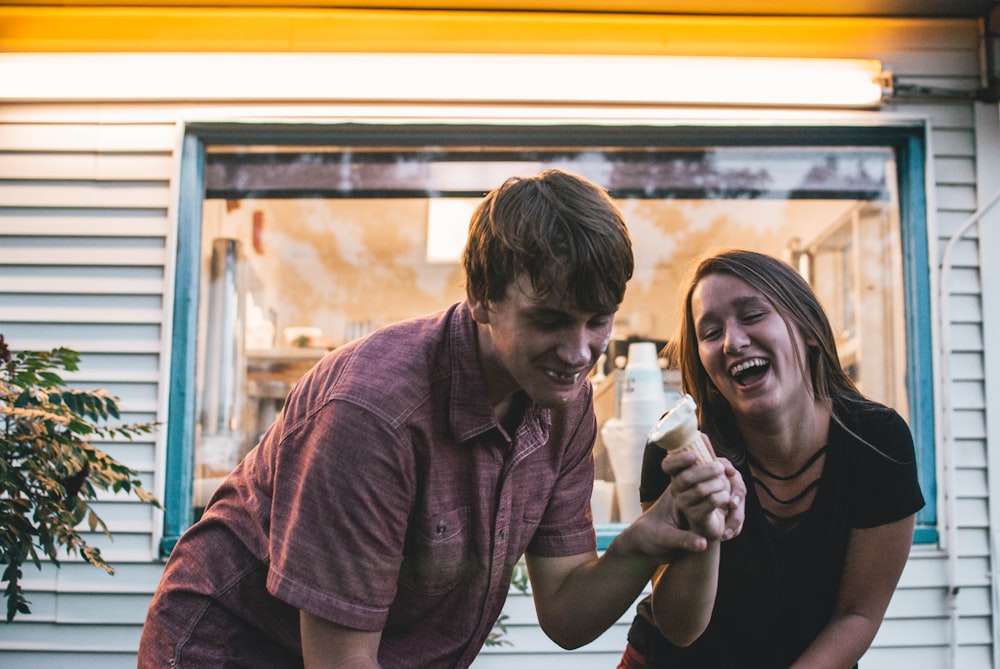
[917,30,995,665]
[0,106,175,665]
[0,12,992,666]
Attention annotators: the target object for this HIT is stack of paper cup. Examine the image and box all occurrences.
[590,479,615,524]
[619,342,668,426]
[601,342,669,522]
[600,419,649,522]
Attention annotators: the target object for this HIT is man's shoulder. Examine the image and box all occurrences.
[301,304,470,411]
[350,303,466,373]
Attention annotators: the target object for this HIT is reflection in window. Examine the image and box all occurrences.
[192,145,906,517]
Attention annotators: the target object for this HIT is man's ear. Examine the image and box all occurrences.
[466,284,490,324]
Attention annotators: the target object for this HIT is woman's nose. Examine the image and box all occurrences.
[723,326,750,354]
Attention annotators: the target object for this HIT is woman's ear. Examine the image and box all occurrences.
[466,284,490,324]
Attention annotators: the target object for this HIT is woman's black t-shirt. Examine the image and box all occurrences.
[626,402,926,669]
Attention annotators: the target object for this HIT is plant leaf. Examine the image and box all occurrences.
[0,341,161,620]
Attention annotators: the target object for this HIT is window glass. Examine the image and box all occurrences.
[191,144,912,525]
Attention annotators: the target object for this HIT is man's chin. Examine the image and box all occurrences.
[531,383,585,408]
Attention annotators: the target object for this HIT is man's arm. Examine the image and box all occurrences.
[525,453,743,650]
[300,610,383,669]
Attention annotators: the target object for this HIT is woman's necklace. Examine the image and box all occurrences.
[747,445,827,531]
[747,446,827,481]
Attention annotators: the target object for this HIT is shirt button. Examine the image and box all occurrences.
[437,521,447,535]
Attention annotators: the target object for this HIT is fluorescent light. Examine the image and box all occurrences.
[0,53,890,107]
[426,198,480,264]
[649,57,890,107]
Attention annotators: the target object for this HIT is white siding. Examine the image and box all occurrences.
[0,107,176,667]
[920,50,998,667]
[0,14,995,667]
[976,99,1000,669]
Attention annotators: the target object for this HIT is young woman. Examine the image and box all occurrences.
[619,249,925,669]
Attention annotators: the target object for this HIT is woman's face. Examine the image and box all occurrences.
[690,272,812,422]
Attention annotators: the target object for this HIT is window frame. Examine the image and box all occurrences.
[161,121,937,556]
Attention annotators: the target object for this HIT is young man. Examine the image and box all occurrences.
[139,169,744,668]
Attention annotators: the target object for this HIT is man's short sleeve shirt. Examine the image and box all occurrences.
[203,302,598,667]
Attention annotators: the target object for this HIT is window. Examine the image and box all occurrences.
[162,123,935,554]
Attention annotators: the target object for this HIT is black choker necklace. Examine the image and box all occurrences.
[746,445,827,481]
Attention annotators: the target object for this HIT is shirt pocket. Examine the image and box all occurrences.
[397,506,471,595]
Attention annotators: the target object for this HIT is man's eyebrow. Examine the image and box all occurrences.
[526,305,568,318]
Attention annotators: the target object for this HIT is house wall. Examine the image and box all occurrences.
[979,97,1000,669]
[0,14,995,668]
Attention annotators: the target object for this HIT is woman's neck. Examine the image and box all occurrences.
[739,399,831,476]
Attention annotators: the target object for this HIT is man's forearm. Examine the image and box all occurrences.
[528,526,668,649]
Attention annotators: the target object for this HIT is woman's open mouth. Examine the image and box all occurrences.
[729,357,770,387]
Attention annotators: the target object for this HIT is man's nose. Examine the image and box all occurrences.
[557,327,593,365]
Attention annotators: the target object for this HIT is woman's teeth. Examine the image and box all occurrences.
[730,358,769,381]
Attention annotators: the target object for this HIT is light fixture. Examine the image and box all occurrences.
[642,56,891,108]
[0,53,891,108]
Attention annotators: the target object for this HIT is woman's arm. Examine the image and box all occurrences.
[646,449,736,646]
[790,514,916,669]
[648,539,722,646]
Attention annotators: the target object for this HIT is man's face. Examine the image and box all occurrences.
[470,275,615,409]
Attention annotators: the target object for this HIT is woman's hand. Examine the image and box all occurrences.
[718,455,746,540]
[662,458,729,541]
[661,435,745,542]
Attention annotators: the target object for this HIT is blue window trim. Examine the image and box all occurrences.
[162,122,937,557]
[161,133,205,556]
[898,131,938,544]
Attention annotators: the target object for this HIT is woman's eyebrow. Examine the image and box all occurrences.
[732,295,767,309]
[694,295,767,327]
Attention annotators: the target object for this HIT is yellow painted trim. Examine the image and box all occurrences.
[0,0,730,7]
[0,7,956,57]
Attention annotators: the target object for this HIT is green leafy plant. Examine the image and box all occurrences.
[0,334,161,621]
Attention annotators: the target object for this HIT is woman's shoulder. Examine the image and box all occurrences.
[835,395,907,432]
[831,396,925,524]
[832,395,915,462]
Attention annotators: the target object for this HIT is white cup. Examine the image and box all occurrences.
[615,480,642,523]
[620,342,667,425]
[591,479,615,524]
[600,418,649,495]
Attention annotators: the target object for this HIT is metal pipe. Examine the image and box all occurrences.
[939,187,1000,668]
